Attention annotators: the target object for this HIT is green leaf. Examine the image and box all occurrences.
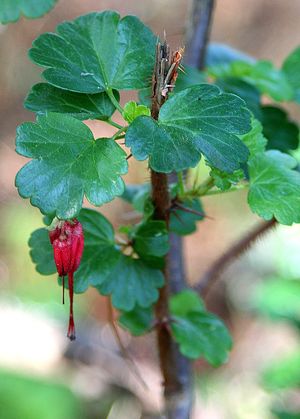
[206,43,254,67]
[126,84,251,173]
[28,228,56,275]
[0,0,57,24]
[15,113,128,218]
[95,255,164,311]
[119,305,153,335]
[73,209,120,293]
[272,409,300,419]
[24,83,119,121]
[29,11,156,93]
[122,101,150,123]
[170,290,205,316]
[209,167,244,191]
[210,60,293,101]
[170,198,204,235]
[251,278,300,325]
[121,184,150,212]
[261,105,299,152]
[282,46,300,102]
[133,220,169,258]
[241,118,267,157]
[170,291,232,365]
[216,77,261,119]
[248,150,300,225]
[262,350,300,390]
[29,209,164,310]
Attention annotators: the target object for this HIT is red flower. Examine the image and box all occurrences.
[49,219,84,341]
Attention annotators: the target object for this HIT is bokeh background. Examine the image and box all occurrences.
[0,0,300,418]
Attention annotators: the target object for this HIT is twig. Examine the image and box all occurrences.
[106,298,148,390]
[194,218,277,297]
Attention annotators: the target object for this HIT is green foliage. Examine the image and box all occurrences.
[241,118,267,157]
[126,84,251,173]
[15,113,128,218]
[122,101,150,123]
[29,11,156,93]
[170,198,204,235]
[216,77,261,119]
[282,47,300,102]
[29,229,56,275]
[0,0,57,24]
[206,43,254,67]
[24,83,119,121]
[248,151,300,225]
[170,290,232,365]
[132,220,169,267]
[261,106,299,152]
[29,209,164,311]
[119,306,153,336]
[0,368,83,419]
[251,278,300,326]
[262,350,300,390]
[118,290,232,365]
[209,60,293,101]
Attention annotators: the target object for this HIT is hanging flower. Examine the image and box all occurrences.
[49,219,84,340]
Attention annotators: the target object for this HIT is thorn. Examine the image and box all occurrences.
[172,202,213,220]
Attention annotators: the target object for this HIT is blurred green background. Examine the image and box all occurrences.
[0,0,300,418]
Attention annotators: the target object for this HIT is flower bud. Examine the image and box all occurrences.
[49,219,84,341]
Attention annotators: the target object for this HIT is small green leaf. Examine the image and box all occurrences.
[209,167,244,191]
[15,113,128,218]
[29,228,56,275]
[210,60,293,101]
[29,11,156,93]
[170,290,205,316]
[262,350,300,390]
[261,105,299,152]
[282,46,300,102]
[126,84,251,173]
[95,255,164,311]
[133,220,169,258]
[170,290,232,365]
[122,101,150,123]
[24,83,119,121]
[241,118,267,157]
[251,278,300,325]
[121,183,150,212]
[170,198,204,235]
[248,150,300,225]
[119,306,153,335]
[0,0,57,24]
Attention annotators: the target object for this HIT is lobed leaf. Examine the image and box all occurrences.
[210,60,293,102]
[170,198,204,235]
[25,83,119,121]
[29,11,156,94]
[126,84,251,173]
[0,0,57,24]
[261,105,299,152]
[248,150,300,225]
[170,290,232,365]
[119,306,153,336]
[15,113,128,218]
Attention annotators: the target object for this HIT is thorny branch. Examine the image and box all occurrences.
[194,218,278,297]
